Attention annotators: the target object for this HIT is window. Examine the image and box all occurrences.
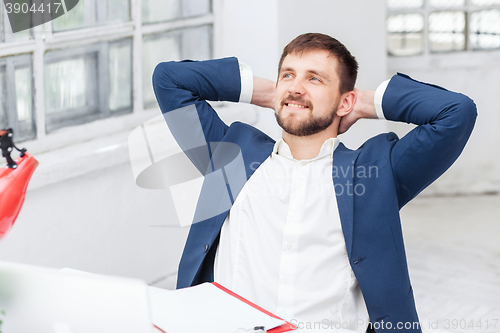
[142,0,210,24]
[0,68,4,126]
[141,0,212,109]
[0,0,213,142]
[470,8,500,49]
[44,39,133,132]
[387,13,425,56]
[52,0,131,32]
[109,39,133,112]
[0,55,35,142]
[0,3,32,43]
[428,11,466,52]
[142,25,211,108]
[387,0,500,56]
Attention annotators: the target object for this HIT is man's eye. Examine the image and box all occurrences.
[311,77,320,82]
[283,73,292,79]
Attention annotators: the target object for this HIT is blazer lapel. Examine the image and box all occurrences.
[332,143,360,259]
[190,136,274,246]
[210,137,274,238]
[192,137,274,284]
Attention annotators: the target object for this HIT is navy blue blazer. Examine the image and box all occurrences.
[152,57,476,332]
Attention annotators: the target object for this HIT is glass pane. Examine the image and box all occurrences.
[0,67,5,127]
[471,0,500,5]
[0,4,3,43]
[45,58,87,114]
[387,0,423,10]
[13,29,31,42]
[107,0,130,22]
[387,13,424,32]
[182,25,211,60]
[15,65,35,140]
[52,0,92,32]
[2,17,32,43]
[15,67,32,122]
[142,33,180,107]
[429,11,466,52]
[470,9,500,49]
[429,0,465,7]
[109,40,132,111]
[142,0,180,24]
[387,14,424,56]
[182,0,210,18]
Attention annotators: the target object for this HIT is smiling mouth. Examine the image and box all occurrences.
[285,103,309,109]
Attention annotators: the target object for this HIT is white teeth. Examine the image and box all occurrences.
[287,103,307,108]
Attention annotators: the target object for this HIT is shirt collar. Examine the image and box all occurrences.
[272,137,340,161]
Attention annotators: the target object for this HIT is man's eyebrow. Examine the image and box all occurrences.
[308,69,331,82]
[279,67,331,82]
[279,67,294,74]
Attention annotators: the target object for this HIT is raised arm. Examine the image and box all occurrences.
[152,57,244,144]
[152,57,253,176]
[342,74,477,207]
[386,74,476,206]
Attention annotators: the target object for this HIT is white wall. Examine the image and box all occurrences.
[213,0,282,140]
[215,0,280,79]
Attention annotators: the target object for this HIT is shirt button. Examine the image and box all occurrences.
[203,244,209,252]
[286,243,293,250]
[282,277,289,284]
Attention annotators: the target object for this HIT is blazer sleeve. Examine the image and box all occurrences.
[152,57,244,174]
[152,57,243,145]
[383,73,477,207]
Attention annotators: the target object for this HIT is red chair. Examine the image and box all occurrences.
[0,129,38,239]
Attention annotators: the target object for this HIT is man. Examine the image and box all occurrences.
[152,33,476,332]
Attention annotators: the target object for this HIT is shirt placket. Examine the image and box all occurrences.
[275,161,307,319]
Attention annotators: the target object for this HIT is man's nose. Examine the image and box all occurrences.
[287,79,306,95]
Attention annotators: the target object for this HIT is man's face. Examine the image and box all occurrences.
[274,49,343,136]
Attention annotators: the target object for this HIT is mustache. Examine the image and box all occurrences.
[280,95,313,109]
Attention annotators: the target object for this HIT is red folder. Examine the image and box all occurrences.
[153,282,296,333]
[212,282,296,333]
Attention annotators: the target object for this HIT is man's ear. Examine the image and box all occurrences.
[336,90,356,117]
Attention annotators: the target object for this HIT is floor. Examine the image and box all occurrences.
[400,194,500,333]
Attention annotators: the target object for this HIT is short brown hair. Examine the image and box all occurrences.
[278,33,358,94]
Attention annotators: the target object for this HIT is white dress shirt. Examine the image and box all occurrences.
[214,61,389,332]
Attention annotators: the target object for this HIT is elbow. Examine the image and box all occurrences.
[460,94,478,122]
[152,61,177,91]
[460,94,477,127]
[453,94,477,139]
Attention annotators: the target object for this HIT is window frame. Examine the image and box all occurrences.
[43,40,135,133]
[0,54,36,142]
[141,23,213,109]
[0,0,215,144]
[108,37,134,114]
[0,3,4,44]
[387,0,500,57]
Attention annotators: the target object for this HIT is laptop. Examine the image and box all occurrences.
[0,261,155,333]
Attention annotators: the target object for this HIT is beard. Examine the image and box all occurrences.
[275,95,338,137]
